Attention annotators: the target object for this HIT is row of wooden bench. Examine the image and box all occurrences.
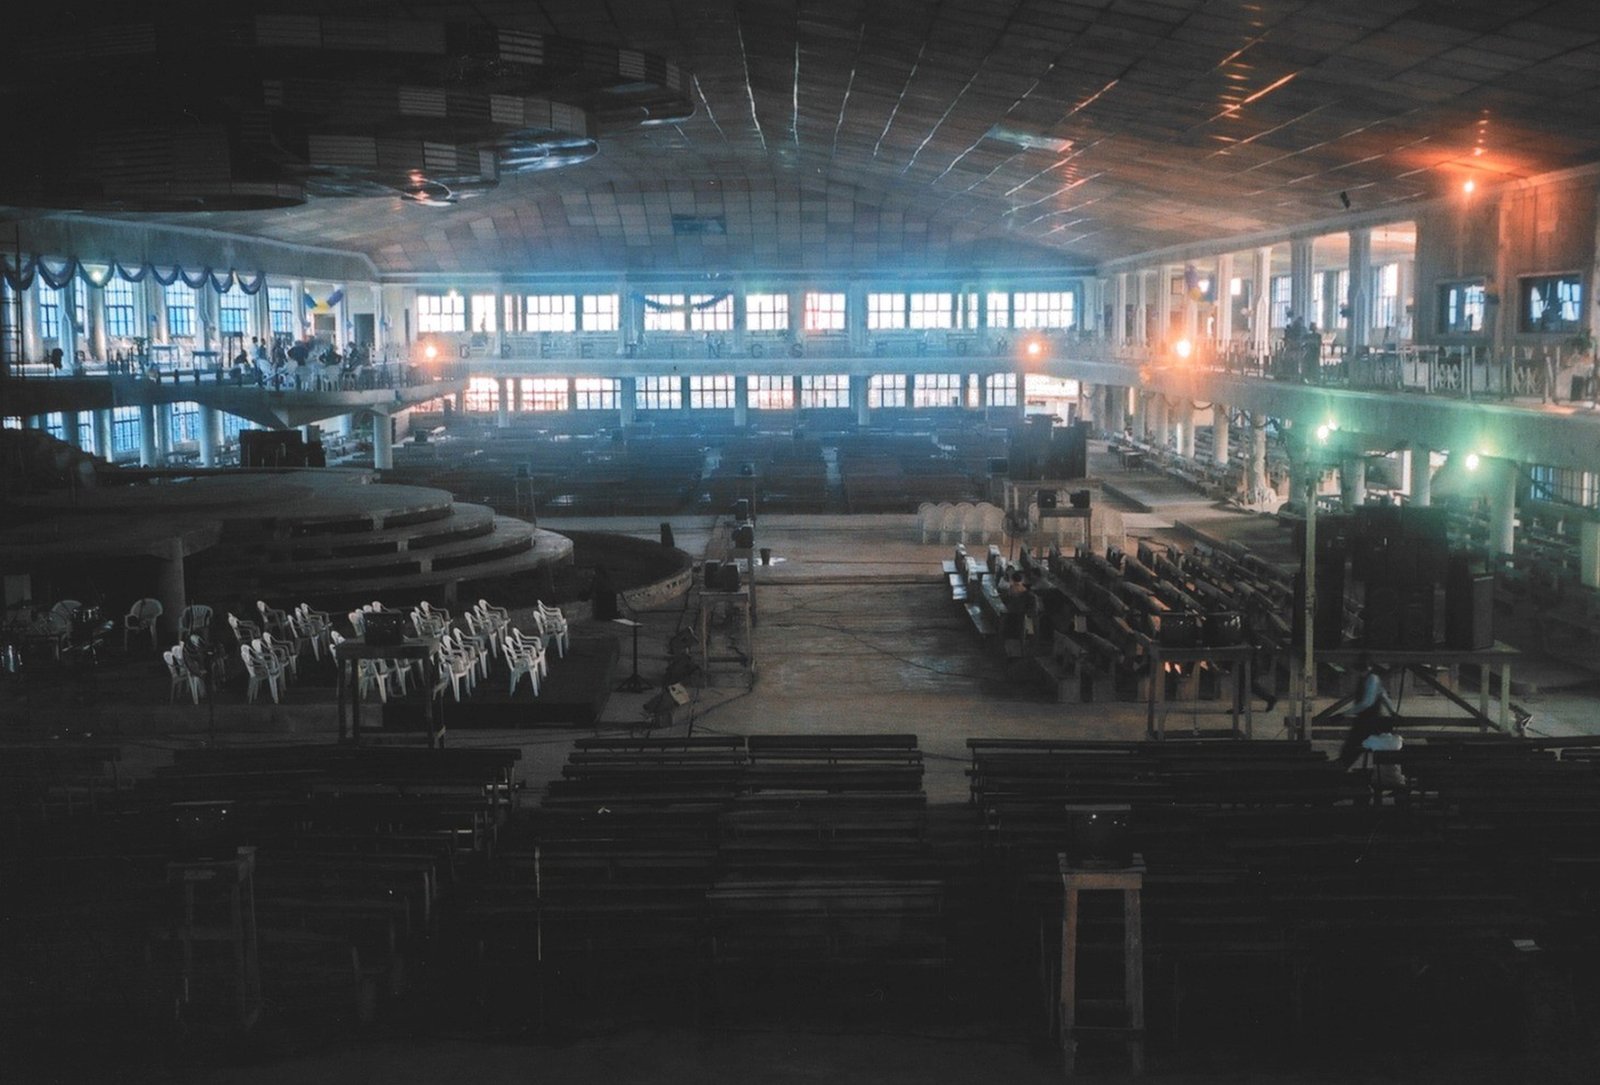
[447,734,949,1026]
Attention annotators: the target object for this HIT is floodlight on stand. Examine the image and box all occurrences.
[1465,452,1481,471]
[423,344,439,361]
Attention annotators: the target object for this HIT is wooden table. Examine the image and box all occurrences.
[333,635,442,746]
[1059,853,1145,1076]
[1145,643,1254,739]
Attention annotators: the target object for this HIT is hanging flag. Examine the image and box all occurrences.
[325,288,345,308]
[303,291,317,309]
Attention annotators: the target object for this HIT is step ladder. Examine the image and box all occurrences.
[1058,854,1145,1075]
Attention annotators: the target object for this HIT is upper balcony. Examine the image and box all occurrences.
[1,356,472,429]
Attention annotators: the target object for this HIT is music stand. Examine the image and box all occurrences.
[612,618,652,692]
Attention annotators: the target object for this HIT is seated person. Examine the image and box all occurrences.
[1335,654,1398,768]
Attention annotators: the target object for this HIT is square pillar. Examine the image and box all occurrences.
[1347,227,1373,354]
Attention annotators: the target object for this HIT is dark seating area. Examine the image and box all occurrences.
[2,743,520,1045]
[7,728,1600,1071]
[458,734,941,1028]
[967,736,1600,1062]
[945,532,1294,714]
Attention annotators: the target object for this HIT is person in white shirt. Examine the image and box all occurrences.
[1335,653,1398,768]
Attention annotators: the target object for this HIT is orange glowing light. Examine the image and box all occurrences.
[1026,340,1043,358]
[1174,338,1193,360]
[423,344,439,361]
[1462,179,1476,194]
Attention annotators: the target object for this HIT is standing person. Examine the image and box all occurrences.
[1334,654,1398,768]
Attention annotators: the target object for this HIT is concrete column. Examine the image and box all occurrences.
[1215,254,1235,346]
[1150,395,1169,447]
[1340,456,1367,510]
[20,281,40,363]
[495,287,509,357]
[1079,382,1094,428]
[1134,392,1150,440]
[1410,443,1432,507]
[1179,403,1197,460]
[154,537,187,644]
[1133,271,1148,346]
[89,277,108,361]
[1253,246,1272,356]
[496,377,510,428]
[1397,258,1415,341]
[93,409,112,460]
[371,413,393,469]
[1113,273,1129,347]
[1212,404,1230,466]
[846,282,870,353]
[734,374,750,428]
[1155,265,1173,347]
[1107,386,1128,434]
[1488,460,1518,557]
[619,376,637,428]
[147,279,168,343]
[1347,226,1372,354]
[1580,520,1600,589]
[1249,413,1268,499]
[138,403,158,466]
[198,404,219,468]
[154,403,172,462]
[60,279,80,364]
[1287,438,1310,508]
[1182,270,1199,343]
[1289,238,1314,330]
[197,286,217,356]
[851,373,870,426]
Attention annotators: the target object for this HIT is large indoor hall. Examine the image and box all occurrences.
[8,2,1600,1082]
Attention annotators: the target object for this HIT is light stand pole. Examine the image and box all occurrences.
[1298,469,1317,742]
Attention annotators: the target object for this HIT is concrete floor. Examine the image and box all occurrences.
[12,444,1600,1084]
[16,440,1596,795]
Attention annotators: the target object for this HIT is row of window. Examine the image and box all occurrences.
[31,281,300,341]
[455,374,1019,412]
[10,404,250,457]
[416,290,1078,335]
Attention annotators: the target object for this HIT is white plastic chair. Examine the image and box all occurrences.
[348,610,367,637]
[256,600,288,635]
[464,610,502,658]
[261,631,301,680]
[507,626,549,681]
[227,612,261,647]
[939,504,963,545]
[450,627,491,679]
[164,648,203,704]
[179,604,214,643]
[980,503,1006,544]
[961,502,984,543]
[123,598,163,650]
[49,600,82,635]
[536,602,570,658]
[433,642,477,702]
[507,633,543,696]
[241,643,282,704]
[252,637,294,687]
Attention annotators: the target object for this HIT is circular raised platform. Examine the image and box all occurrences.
[2,470,574,609]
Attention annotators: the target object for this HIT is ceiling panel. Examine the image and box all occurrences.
[6,0,1600,274]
